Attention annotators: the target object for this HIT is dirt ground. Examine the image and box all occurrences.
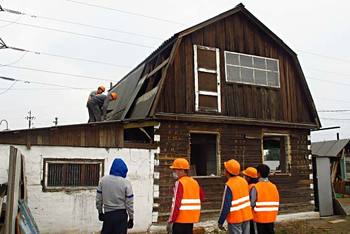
[275,216,350,234]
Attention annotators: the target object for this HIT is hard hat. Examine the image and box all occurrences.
[242,167,258,178]
[170,158,190,170]
[110,92,118,100]
[224,159,240,175]
[98,86,105,92]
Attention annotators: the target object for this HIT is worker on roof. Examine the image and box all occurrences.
[242,167,259,234]
[96,158,134,234]
[88,85,105,102]
[250,164,279,234]
[218,159,253,234]
[87,92,117,122]
[167,158,205,234]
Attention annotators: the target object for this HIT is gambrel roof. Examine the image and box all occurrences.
[105,3,320,128]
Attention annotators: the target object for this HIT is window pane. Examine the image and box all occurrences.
[226,53,239,65]
[267,72,279,87]
[255,70,267,85]
[241,67,254,83]
[240,55,253,67]
[253,57,266,69]
[267,59,278,71]
[226,65,241,82]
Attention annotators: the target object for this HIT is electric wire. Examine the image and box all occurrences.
[66,0,184,25]
[0,19,155,49]
[0,80,16,95]
[0,51,27,67]
[0,64,115,81]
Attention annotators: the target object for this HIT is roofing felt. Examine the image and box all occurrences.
[311,139,350,157]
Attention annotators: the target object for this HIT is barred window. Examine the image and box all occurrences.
[225,51,280,88]
[43,159,104,190]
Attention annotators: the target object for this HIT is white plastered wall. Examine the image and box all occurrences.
[0,144,155,233]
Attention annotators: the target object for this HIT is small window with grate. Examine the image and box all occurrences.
[43,159,104,191]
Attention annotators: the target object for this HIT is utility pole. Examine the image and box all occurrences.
[25,111,35,129]
[53,117,58,126]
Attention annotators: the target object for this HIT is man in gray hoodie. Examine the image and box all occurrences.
[96,158,134,234]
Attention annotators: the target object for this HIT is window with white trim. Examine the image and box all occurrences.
[43,159,104,190]
[225,51,280,88]
[193,45,221,112]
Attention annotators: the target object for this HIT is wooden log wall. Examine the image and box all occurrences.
[154,120,313,222]
[156,12,315,125]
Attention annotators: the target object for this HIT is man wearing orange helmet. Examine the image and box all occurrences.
[167,158,204,234]
[242,167,258,234]
[218,159,253,234]
[87,92,118,122]
[88,85,106,102]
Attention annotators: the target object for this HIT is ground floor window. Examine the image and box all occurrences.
[263,134,290,173]
[190,133,219,176]
[43,159,104,190]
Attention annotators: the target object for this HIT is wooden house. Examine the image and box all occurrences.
[0,3,320,232]
[105,3,320,221]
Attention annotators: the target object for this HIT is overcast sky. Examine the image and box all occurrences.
[0,0,349,142]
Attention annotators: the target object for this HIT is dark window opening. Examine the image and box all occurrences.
[263,135,289,173]
[190,133,218,176]
[44,159,103,189]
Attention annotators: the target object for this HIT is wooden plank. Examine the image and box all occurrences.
[4,146,22,234]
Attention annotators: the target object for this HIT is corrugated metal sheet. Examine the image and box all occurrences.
[311,139,350,157]
[106,64,145,120]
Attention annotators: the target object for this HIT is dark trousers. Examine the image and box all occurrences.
[87,101,102,122]
[256,223,274,234]
[172,223,193,234]
[102,209,127,234]
[250,220,256,234]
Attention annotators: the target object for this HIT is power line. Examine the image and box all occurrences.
[0,6,164,40]
[66,0,184,25]
[315,97,350,104]
[318,110,350,112]
[321,117,350,121]
[299,50,350,63]
[0,19,155,49]
[307,76,350,87]
[0,75,94,90]
[0,80,16,95]
[0,38,131,68]
[0,64,115,81]
[0,52,27,67]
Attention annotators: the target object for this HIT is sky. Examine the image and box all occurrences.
[0,0,349,142]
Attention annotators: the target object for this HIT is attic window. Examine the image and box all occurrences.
[43,159,104,191]
[225,51,280,88]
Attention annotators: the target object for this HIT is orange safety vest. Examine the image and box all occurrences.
[175,176,201,223]
[226,176,253,224]
[253,181,279,223]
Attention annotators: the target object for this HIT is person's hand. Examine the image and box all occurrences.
[166,223,173,234]
[127,219,134,229]
[218,223,226,231]
[98,213,104,221]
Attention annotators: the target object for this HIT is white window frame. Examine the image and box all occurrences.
[224,51,280,88]
[193,45,221,112]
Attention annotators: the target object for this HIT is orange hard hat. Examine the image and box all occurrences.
[224,159,240,175]
[110,92,118,100]
[170,158,190,170]
[98,86,105,92]
[242,167,258,178]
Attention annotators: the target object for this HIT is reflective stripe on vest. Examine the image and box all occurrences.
[230,196,251,212]
[179,199,201,210]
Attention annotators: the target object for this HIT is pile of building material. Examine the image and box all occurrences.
[0,146,39,234]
